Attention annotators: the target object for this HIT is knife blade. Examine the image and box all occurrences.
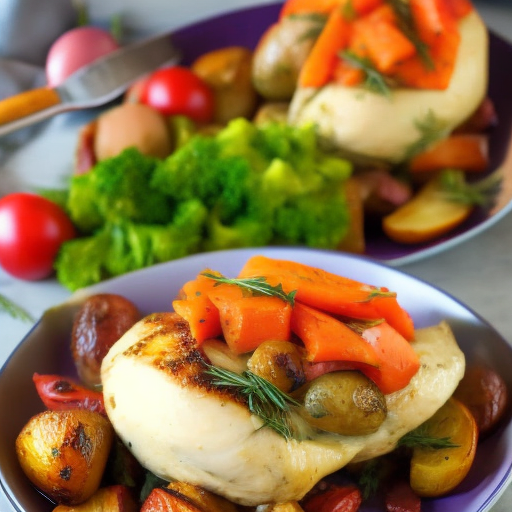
[0,32,181,137]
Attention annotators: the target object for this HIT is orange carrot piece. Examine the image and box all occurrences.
[333,60,365,86]
[353,17,417,74]
[410,0,458,47]
[208,286,292,354]
[298,6,351,88]
[409,134,489,173]
[279,0,342,19]
[291,302,379,366]
[358,321,420,394]
[446,0,473,19]
[173,296,222,344]
[180,270,222,300]
[238,256,415,340]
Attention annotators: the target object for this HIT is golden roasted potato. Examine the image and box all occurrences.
[16,409,114,506]
[252,102,289,126]
[410,397,478,497]
[52,485,138,511]
[191,46,258,124]
[71,293,141,388]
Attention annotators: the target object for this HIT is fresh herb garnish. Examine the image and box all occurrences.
[357,459,382,499]
[339,51,391,97]
[0,294,34,323]
[404,110,451,160]
[398,424,460,449]
[206,365,301,439]
[386,0,433,69]
[201,272,297,306]
[439,168,502,206]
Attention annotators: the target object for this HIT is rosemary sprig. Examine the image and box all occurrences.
[439,168,502,206]
[403,110,451,161]
[0,294,34,323]
[205,365,301,439]
[398,424,460,449]
[339,51,391,97]
[386,0,433,69]
[201,272,297,306]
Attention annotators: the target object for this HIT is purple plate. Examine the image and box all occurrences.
[1,247,512,512]
[169,2,512,266]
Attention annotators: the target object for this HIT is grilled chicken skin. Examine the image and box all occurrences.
[101,312,464,506]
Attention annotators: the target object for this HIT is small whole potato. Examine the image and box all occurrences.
[302,371,387,435]
[251,15,322,100]
[247,340,306,393]
[71,293,141,387]
[15,409,114,506]
[192,46,258,124]
[94,102,172,161]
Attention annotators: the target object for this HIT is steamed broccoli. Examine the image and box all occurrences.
[68,147,174,232]
[55,118,354,290]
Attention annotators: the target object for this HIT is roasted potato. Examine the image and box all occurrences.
[71,293,141,387]
[52,485,138,511]
[251,15,322,100]
[247,340,306,392]
[410,397,478,497]
[453,363,509,437]
[191,46,258,124]
[16,409,114,506]
[300,371,387,435]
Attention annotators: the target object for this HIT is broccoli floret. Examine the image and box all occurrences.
[273,189,351,249]
[56,200,207,291]
[68,147,174,232]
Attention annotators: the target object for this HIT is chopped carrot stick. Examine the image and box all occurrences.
[410,0,459,46]
[173,296,222,344]
[446,0,473,19]
[279,0,342,19]
[208,286,292,354]
[238,256,415,340]
[299,6,352,88]
[358,321,420,394]
[408,134,489,173]
[353,17,417,74]
[291,302,379,366]
[179,270,223,299]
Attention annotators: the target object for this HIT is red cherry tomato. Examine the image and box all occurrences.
[46,26,119,87]
[140,66,215,123]
[0,193,76,280]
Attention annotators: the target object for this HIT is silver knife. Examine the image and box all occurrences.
[0,32,181,137]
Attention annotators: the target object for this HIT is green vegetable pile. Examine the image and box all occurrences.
[55,118,353,291]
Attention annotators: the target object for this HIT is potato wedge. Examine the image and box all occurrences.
[191,46,258,124]
[410,397,478,497]
[382,176,473,244]
[53,485,138,511]
[16,409,114,505]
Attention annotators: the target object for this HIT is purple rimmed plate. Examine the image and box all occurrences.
[2,2,512,266]
[1,246,512,512]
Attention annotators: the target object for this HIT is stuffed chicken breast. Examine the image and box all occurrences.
[101,312,464,506]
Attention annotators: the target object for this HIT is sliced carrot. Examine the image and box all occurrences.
[179,270,222,300]
[298,6,352,88]
[410,0,458,47]
[290,302,379,366]
[408,134,489,173]
[172,296,222,344]
[352,16,417,74]
[208,285,292,354]
[279,0,342,19]
[446,0,473,19]
[238,256,415,340]
[333,58,365,86]
[358,321,420,394]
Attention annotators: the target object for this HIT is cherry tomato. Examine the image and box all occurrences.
[46,26,119,87]
[140,66,215,123]
[0,193,76,280]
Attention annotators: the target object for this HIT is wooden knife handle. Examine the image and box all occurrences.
[0,87,61,125]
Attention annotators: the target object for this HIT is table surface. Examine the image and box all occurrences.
[1,1,512,511]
